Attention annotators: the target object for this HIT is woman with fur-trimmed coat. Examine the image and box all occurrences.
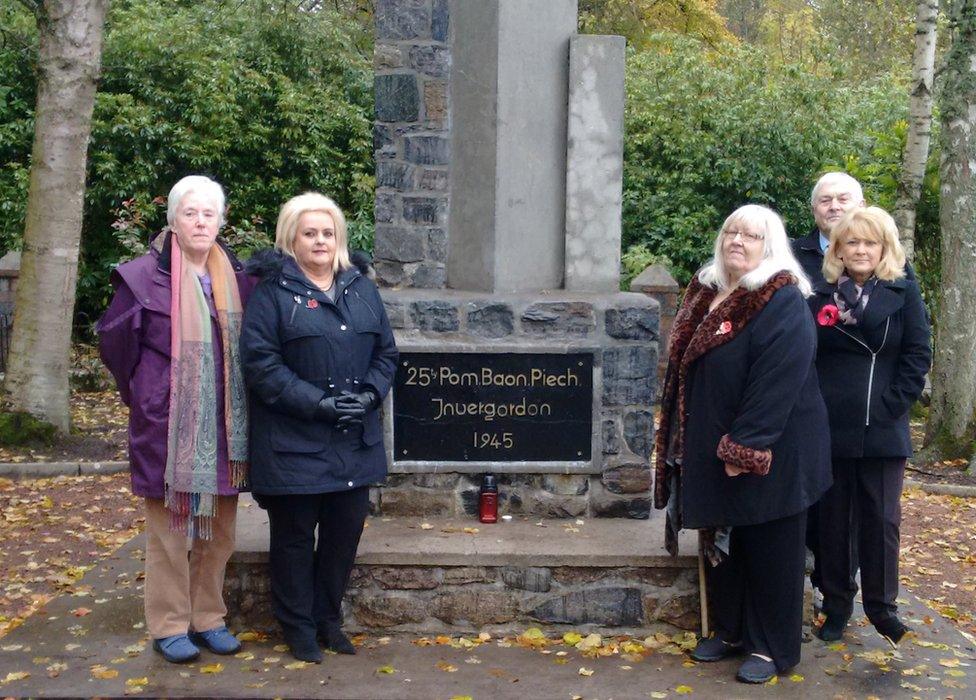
[655,204,832,684]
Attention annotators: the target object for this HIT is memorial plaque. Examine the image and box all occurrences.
[393,352,593,462]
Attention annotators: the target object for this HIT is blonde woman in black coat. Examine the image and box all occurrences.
[809,206,931,646]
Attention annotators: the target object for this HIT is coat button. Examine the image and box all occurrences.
[340,324,347,331]
[347,481,354,487]
[280,280,286,286]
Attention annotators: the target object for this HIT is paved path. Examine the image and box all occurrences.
[0,535,974,698]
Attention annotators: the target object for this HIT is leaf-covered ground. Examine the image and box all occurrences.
[0,473,142,638]
[0,389,127,463]
[900,487,976,637]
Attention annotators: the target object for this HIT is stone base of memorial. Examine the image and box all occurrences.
[374,287,660,519]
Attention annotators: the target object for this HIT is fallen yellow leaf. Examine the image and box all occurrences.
[91,666,118,679]
[676,684,694,694]
[436,661,458,672]
[273,644,289,652]
[199,663,224,674]
[1,671,30,683]
[789,673,805,682]
[284,661,309,670]
[940,658,961,668]
[578,667,594,676]
[650,693,668,699]
[125,677,148,687]
[563,631,583,645]
[376,665,396,674]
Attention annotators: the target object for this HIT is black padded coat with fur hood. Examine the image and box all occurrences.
[240,249,398,496]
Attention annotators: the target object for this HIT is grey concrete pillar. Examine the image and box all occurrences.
[564,35,626,293]
[448,0,578,292]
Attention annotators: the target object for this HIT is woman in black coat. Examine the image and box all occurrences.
[655,204,832,684]
[240,193,398,663]
[810,206,930,646]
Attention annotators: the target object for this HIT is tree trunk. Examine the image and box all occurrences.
[3,0,108,432]
[893,0,939,262]
[923,0,976,474]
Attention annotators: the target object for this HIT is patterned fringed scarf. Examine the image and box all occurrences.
[165,235,248,540]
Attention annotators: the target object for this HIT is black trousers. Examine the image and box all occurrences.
[264,488,370,647]
[818,457,904,625]
[706,511,806,672]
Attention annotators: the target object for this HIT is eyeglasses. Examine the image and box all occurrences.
[722,229,764,243]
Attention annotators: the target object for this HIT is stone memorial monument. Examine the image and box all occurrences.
[227,0,699,635]
[374,0,659,519]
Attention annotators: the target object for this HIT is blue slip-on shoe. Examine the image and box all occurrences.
[735,654,777,684]
[189,626,242,655]
[152,634,201,663]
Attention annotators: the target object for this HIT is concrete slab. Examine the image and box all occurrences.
[232,496,698,569]
[1,530,973,699]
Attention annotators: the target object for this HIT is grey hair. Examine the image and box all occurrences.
[698,204,812,297]
[810,172,864,208]
[166,175,226,227]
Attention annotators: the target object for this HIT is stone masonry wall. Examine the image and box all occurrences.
[225,562,699,634]
[373,0,451,288]
[374,288,660,519]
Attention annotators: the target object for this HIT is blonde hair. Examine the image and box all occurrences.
[274,192,351,273]
[822,206,906,283]
[698,204,812,297]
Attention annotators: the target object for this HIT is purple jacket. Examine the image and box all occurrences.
[97,234,255,499]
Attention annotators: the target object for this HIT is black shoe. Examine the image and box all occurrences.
[736,654,777,684]
[875,617,912,647]
[690,635,742,662]
[319,625,356,655]
[287,638,324,664]
[815,615,848,642]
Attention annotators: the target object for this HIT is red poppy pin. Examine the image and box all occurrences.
[716,320,732,335]
[817,304,839,327]
[307,299,319,309]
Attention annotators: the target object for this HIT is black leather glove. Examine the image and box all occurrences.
[316,396,365,425]
[338,389,378,412]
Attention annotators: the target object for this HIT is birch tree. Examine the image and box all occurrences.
[893,0,940,261]
[3,0,108,432]
[924,0,976,473]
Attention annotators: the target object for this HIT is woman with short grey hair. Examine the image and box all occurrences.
[98,175,253,663]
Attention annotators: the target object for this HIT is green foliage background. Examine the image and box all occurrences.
[621,35,940,291]
[0,1,941,328]
[0,0,374,331]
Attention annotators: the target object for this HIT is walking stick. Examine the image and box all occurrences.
[698,530,709,638]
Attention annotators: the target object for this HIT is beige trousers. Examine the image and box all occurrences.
[143,496,238,639]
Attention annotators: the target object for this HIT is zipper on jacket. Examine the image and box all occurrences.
[288,295,301,325]
[354,288,381,322]
[834,318,890,427]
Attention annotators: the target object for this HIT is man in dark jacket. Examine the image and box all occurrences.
[792,172,866,284]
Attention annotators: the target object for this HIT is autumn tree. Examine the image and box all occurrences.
[3,0,108,432]
[579,0,734,47]
[924,0,976,474]
[893,0,940,261]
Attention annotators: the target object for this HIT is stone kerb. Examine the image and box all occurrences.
[373,0,451,289]
[374,287,660,520]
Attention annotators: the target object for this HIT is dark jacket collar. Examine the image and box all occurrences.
[795,227,824,253]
